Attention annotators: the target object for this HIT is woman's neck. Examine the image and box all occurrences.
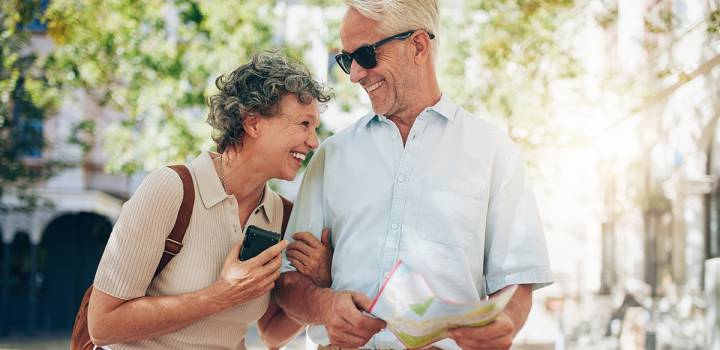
[213,150,268,208]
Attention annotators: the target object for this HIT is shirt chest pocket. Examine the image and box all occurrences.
[413,177,488,248]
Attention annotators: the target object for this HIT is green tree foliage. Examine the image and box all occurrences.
[439,0,580,151]
[1,0,62,209]
[45,0,283,174]
[40,0,585,176]
[710,9,720,35]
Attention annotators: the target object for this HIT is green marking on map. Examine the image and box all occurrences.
[475,303,494,314]
[395,328,446,348]
[409,297,434,316]
[467,318,495,327]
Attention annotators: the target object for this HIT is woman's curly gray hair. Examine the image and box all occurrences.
[206,51,333,153]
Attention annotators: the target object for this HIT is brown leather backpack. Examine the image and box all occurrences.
[70,165,195,350]
[69,164,294,350]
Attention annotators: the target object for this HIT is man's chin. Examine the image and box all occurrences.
[370,104,389,117]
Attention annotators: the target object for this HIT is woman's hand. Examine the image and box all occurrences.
[286,228,332,287]
[215,240,288,308]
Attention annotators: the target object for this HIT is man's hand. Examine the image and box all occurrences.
[449,284,533,350]
[287,228,333,287]
[448,312,516,350]
[324,291,386,348]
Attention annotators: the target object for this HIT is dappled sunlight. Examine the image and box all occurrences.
[1,0,718,349]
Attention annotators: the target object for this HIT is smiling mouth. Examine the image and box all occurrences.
[365,80,384,93]
[290,152,306,161]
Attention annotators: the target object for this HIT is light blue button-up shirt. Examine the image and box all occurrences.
[282,95,553,349]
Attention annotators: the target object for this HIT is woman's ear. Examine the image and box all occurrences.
[243,114,261,138]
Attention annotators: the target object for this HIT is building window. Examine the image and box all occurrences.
[709,190,720,259]
[11,76,44,159]
[15,117,43,158]
[708,124,720,259]
[23,0,49,33]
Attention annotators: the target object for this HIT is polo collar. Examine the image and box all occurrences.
[255,183,273,224]
[189,152,272,222]
[190,151,226,209]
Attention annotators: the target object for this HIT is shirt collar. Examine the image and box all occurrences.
[256,183,273,224]
[424,93,458,121]
[189,151,272,222]
[363,93,458,127]
[190,151,227,209]
[364,112,384,127]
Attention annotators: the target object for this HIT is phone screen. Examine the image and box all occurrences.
[239,225,281,261]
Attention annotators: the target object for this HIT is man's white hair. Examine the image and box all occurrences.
[344,0,440,52]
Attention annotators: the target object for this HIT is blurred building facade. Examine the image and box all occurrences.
[0,26,135,335]
[595,0,719,348]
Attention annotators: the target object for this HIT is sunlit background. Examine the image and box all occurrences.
[1,0,719,349]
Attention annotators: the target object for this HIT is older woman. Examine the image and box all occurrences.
[87,51,333,349]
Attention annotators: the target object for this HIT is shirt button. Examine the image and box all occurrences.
[398,175,406,183]
[391,223,399,230]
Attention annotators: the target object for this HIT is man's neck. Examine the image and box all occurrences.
[388,90,442,145]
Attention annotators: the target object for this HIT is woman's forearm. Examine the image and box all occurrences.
[88,282,233,345]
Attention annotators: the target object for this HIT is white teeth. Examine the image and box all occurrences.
[290,152,306,161]
[365,80,384,92]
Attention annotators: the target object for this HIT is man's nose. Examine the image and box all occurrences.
[349,60,368,84]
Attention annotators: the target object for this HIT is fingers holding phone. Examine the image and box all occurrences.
[215,228,288,308]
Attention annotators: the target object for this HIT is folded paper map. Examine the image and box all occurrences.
[368,260,518,349]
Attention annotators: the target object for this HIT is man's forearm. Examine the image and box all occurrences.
[258,303,304,349]
[275,271,334,325]
[500,284,533,334]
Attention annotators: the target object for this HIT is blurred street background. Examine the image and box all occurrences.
[1,0,719,349]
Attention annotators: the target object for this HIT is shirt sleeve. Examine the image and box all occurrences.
[483,143,553,295]
[93,167,184,300]
[281,145,329,273]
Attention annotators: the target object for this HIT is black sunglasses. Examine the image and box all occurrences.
[335,30,435,74]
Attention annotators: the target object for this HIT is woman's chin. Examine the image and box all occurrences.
[278,171,299,182]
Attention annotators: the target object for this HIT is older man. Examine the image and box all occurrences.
[276,1,553,349]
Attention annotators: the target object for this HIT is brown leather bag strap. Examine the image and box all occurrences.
[154,165,195,277]
[280,195,293,239]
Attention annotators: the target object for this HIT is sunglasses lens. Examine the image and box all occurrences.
[335,54,352,74]
[353,46,377,69]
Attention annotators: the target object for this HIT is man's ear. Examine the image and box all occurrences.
[243,114,261,138]
[411,32,432,64]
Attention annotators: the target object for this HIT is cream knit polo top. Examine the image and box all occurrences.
[94,151,285,350]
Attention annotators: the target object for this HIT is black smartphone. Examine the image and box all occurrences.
[239,225,281,261]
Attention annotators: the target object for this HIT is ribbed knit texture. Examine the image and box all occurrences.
[94,155,284,350]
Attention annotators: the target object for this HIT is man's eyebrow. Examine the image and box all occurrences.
[341,41,372,54]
